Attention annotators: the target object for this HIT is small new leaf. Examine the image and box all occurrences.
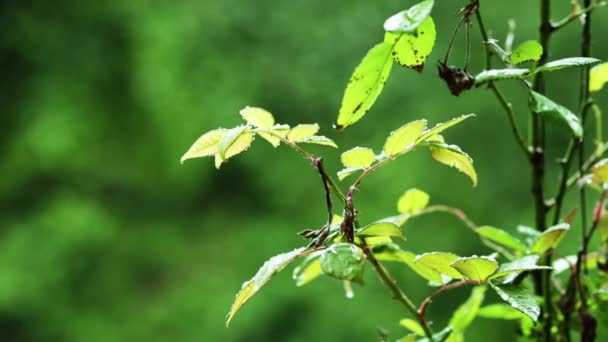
[384,0,434,33]
[429,143,478,186]
[336,42,394,130]
[384,120,427,155]
[341,147,376,169]
[529,91,583,138]
[385,17,436,71]
[356,222,404,240]
[489,282,540,322]
[509,40,543,65]
[397,188,430,214]
[590,62,608,92]
[240,106,275,129]
[288,124,320,142]
[450,256,498,281]
[529,223,569,254]
[226,247,306,326]
[181,128,227,164]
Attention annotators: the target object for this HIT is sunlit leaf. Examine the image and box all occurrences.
[385,17,436,70]
[288,124,319,142]
[216,126,255,168]
[533,57,601,74]
[510,40,543,65]
[429,143,478,186]
[292,252,324,287]
[591,158,608,184]
[447,286,486,342]
[489,282,540,322]
[373,243,444,284]
[418,327,453,342]
[384,0,434,33]
[529,223,569,254]
[400,318,425,336]
[320,243,365,283]
[450,256,498,281]
[336,42,394,130]
[529,91,583,138]
[590,62,608,92]
[397,188,430,214]
[257,124,290,148]
[240,106,275,129]
[474,69,530,85]
[337,167,363,181]
[341,147,376,168]
[356,222,404,239]
[302,135,338,148]
[476,226,527,251]
[415,252,464,279]
[226,247,306,326]
[489,255,551,281]
[181,128,227,163]
[384,120,427,155]
[417,114,475,143]
[478,303,528,320]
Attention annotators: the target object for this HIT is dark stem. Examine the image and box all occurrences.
[417,279,482,320]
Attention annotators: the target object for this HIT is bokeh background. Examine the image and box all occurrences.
[1,0,607,341]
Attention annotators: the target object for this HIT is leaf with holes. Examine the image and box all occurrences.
[384,0,434,33]
[529,91,582,138]
[341,147,376,168]
[336,42,394,130]
[510,40,543,65]
[385,16,436,71]
[384,120,427,155]
[429,143,477,186]
[226,247,306,326]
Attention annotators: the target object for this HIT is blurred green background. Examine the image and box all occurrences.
[1,0,607,341]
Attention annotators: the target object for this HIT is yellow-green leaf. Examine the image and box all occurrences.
[450,256,498,281]
[301,135,338,148]
[530,91,583,138]
[226,247,306,326]
[397,188,430,214]
[336,42,394,130]
[384,120,427,155]
[373,243,444,284]
[415,252,464,279]
[529,223,569,254]
[385,16,436,70]
[429,143,478,186]
[356,222,404,240]
[337,167,363,181]
[240,106,275,129]
[478,304,528,320]
[447,286,486,342]
[288,124,319,142]
[489,255,551,281]
[341,147,376,168]
[258,124,290,148]
[180,128,227,164]
[591,158,608,184]
[590,62,608,92]
[510,40,543,65]
[292,252,324,287]
[216,126,255,168]
[476,226,527,251]
[400,318,425,336]
[417,114,475,143]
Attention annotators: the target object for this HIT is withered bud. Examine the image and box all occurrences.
[438,61,475,96]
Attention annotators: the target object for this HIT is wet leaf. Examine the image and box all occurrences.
[384,0,434,33]
[292,252,324,287]
[489,283,540,322]
[429,143,477,186]
[397,188,430,214]
[320,243,365,283]
[373,243,444,284]
[510,40,543,65]
[450,256,498,281]
[384,120,427,155]
[530,91,583,138]
[341,147,376,168]
[489,255,551,280]
[181,128,227,163]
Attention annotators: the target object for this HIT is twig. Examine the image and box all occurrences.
[552,1,607,32]
[418,279,482,320]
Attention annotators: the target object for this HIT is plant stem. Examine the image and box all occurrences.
[552,1,607,31]
[417,279,482,320]
[361,243,435,341]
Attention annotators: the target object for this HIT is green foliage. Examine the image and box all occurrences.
[397,188,430,214]
[385,17,436,70]
[488,283,540,322]
[529,91,583,138]
[384,120,428,155]
[509,40,543,65]
[450,256,498,281]
[428,143,478,186]
[447,286,486,342]
[475,226,527,252]
[384,0,434,33]
[320,243,365,283]
[341,147,376,169]
[356,222,404,240]
[590,62,608,92]
[528,223,569,254]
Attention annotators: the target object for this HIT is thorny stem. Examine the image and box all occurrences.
[417,279,482,320]
[360,243,435,341]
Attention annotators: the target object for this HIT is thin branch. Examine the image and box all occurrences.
[418,279,482,320]
[552,1,607,32]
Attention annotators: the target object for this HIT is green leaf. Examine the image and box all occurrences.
[287,124,319,142]
[385,17,436,70]
[415,252,464,279]
[416,114,475,143]
[489,255,552,280]
[337,167,363,181]
[400,318,425,336]
[397,188,430,214]
[450,256,498,281]
[336,42,394,130]
[240,106,275,129]
[474,68,530,85]
[429,143,478,186]
[476,226,527,251]
[510,40,543,65]
[384,120,427,155]
[418,327,453,342]
[301,135,338,148]
[478,303,528,320]
[292,252,324,287]
[341,147,376,169]
[591,158,608,184]
[226,247,306,326]
[384,0,434,33]
[217,126,255,168]
[356,222,404,239]
[320,243,365,283]
[447,286,486,342]
[533,57,601,74]
[257,124,290,148]
[489,282,540,322]
[530,91,583,138]
[372,243,445,284]
[590,62,608,92]
[180,128,227,164]
[529,223,569,254]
